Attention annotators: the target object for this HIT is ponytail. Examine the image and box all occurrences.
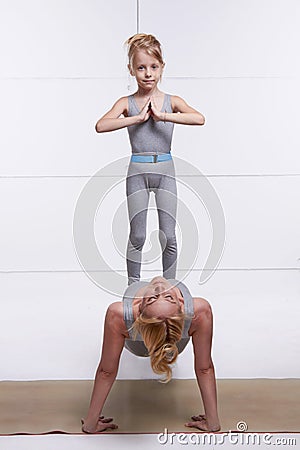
[131,313,185,383]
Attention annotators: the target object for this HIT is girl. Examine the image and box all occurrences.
[95,34,205,284]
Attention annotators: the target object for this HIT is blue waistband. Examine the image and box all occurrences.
[131,153,172,163]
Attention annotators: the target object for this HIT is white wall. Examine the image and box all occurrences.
[0,0,299,380]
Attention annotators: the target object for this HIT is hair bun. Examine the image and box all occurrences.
[125,33,164,69]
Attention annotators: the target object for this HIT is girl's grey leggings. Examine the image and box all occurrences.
[126,159,177,285]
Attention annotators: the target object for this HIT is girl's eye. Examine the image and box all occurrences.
[138,66,144,70]
[152,65,158,69]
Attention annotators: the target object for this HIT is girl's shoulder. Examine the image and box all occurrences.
[115,96,129,105]
[108,96,130,117]
[170,94,187,109]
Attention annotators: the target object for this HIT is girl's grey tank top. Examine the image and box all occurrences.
[127,94,175,154]
[123,279,194,357]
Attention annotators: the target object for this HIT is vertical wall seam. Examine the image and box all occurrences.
[136,0,140,33]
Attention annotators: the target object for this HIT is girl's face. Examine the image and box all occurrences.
[129,49,164,91]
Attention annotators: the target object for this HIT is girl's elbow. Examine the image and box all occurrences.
[95,122,103,133]
[198,115,205,126]
[192,114,205,126]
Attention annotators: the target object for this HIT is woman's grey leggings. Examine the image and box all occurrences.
[126,159,177,285]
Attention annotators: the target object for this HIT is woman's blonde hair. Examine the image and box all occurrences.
[131,312,185,383]
[126,33,164,71]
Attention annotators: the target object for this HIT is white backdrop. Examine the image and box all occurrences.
[0,0,299,380]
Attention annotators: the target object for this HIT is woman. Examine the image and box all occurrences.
[95,34,205,284]
[81,277,221,433]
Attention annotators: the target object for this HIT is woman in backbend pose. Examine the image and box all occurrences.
[81,277,220,433]
[95,34,205,285]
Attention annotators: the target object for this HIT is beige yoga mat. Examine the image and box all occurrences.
[0,379,299,434]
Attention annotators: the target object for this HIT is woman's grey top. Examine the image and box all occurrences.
[127,94,175,154]
[123,279,194,357]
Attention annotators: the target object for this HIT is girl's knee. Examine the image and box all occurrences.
[129,232,146,248]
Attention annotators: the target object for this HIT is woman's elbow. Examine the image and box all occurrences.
[195,360,215,376]
[96,366,117,380]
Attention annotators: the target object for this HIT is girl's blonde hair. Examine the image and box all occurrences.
[131,312,185,383]
[126,33,164,71]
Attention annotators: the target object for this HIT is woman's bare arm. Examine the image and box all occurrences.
[95,96,151,133]
[82,302,126,433]
[186,298,220,432]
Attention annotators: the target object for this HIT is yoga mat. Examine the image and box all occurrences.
[0,379,299,434]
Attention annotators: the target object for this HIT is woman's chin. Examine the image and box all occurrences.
[150,276,169,286]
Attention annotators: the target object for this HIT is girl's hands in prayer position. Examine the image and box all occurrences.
[137,98,151,123]
[149,98,165,122]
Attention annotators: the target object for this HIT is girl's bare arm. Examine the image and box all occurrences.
[150,95,205,125]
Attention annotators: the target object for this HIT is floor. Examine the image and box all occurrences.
[0,379,299,450]
[0,433,299,450]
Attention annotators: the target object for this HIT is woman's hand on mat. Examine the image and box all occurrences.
[185,414,219,432]
[191,414,206,422]
[185,414,208,431]
[81,417,118,433]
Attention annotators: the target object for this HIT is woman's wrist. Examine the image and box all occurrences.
[81,416,98,432]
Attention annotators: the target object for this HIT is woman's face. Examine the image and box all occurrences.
[140,277,183,318]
